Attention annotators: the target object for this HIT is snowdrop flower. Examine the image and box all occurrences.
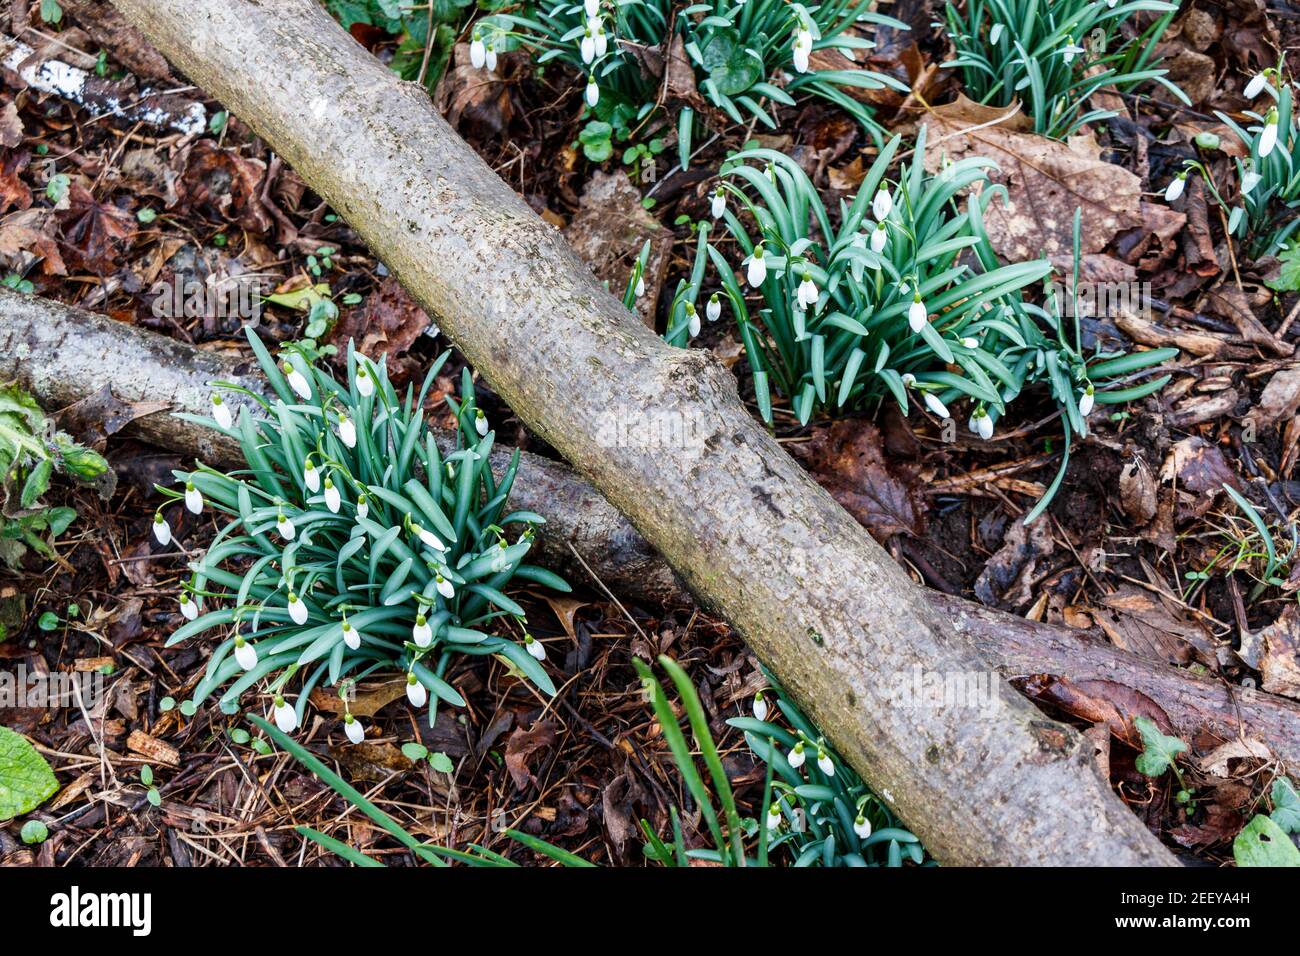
[872,187,892,221]
[908,294,928,333]
[766,802,783,831]
[524,634,546,660]
[972,408,994,440]
[901,372,916,387]
[580,30,596,65]
[989,22,1003,44]
[485,40,497,72]
[634,274,645,297]
[470,31,486,69]
[871,221,888,253]
[746,243,767,287]
[1242,167,1261,195]
[356,493,369,520]
[685,302,701,337]
[797,271,819,310]
[961,336,979,349]
[412,521,446,552]
[276,512,295,542]
[1259,109,1279,157]
[412,613,433,647]
[355,365,375,397]
[152,512,171,546]
[923,391,949,418]
[1060,37,1084,64]
[475,409,489,437]
[792,29,812,74]
[706,293,722,323]
[234,635,258,672]
[584,0,598,17]
[816,749,835,776]
[303,457,320,493]
[1244,70,1268,99]
[1164,171,1187,202]
[184,480,203,515]
[435,572,455,600]
[179,592,198,622]
[273,696,298,733]
[343,714,364,744]
[282,361,312,400]
[1078,384,1095,417]
[341,619,361,650]
[711,187,726,219]
[211,393,233,429]
[406,673,428,707]
[337,413,356,448]
[753,691,769,722]
[323,477,341,513]
[585,76,599,108]
[287,592,309,625]
[854,813,872,838]
[593,22,608,57]
[788,740,807,769]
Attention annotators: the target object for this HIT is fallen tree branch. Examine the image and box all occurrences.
[105,0,1172,864]
[6,287,1297,773]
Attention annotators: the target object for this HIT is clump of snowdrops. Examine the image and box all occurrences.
[155,331,569,736]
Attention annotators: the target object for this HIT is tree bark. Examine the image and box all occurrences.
[104,0,1175,864]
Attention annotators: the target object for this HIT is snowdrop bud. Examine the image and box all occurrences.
[788,740,806,769]
[406,673,428,708]
[1079,385,1095,417]
[1106,0,1117,6]
[475,409,489,437]
[798,273,819,310]
[901,373,916,387]
[585,0,598,16]
[413,522,446,552]
[337,414,356,448]
[277,512,296,541]
[525,634,547,660]
[303,457,320,492]
[817,749,834,776]
[179,592,198,621]
[1164,172,1186,202]
[792,31,811,73]
[234,635,258,672]
[975,409,994,440]
[470,34,486,69]
[634,274,645,297]
[685,302,701,338]
[706,293,722,323]
[273,696,298,733]
[282,361,312,400]
[923,392,949,419]
[355,365,375,397]
[1259,109,1279,157]
[854,814,872,838]
[585,77,599,107]
[711,188,726,219]
[436,573,455,599]
[746,243,767,287]
[962,337,979,349]
[412,613,433,648]
[753,691,769,722]
[323,477,341,513]
[871,221,888,253]
[1061,38,1083,64]
[344,714,364,744]
[485,41,497,72]
[766,802,783,830]
[1242,168,1261,195]
[153,512,171,545]
[908,294,927,333]
[580,31,595,65]
[287,592,309,626]
[211,393,233,429]
[593,23,608,57]
[356,493,369,520]
[341,620,361,650]
[989,22,1003,44]
[185,480,203,515]
[872,187,892,221]
[1244,71,1268,99]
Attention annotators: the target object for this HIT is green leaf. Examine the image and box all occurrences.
[140,764,154,787]
[21,459,52,508]
[429,752,454,773]
[578,121,613,163]
[1271,777,1300,834]
[37,612,59,631]
[702,32,762,96]
[1268,243,1300,293]
[401,742,429,762]
[1233,814,1300,867]
[39,0,62,25]
[0,726,60,818]
[1133,715,1187,778]
[20,819,48,844]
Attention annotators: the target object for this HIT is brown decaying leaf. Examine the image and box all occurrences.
[0,148,33,215]
[176,140,271,234]
[330,275,431,369]
[1094,585,1213,667]
[504,718,558,790]
[310,678,410,718]
[973,516,1053,608]
[1253,365,1300,427]
[434,43,515,138]
[0,100,24,149]
[1159,436,1240,519]
[1252,603,1300,701]
[56,384,168,449]
[1018,673,1173,750]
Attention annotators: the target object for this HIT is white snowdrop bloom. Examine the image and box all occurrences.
[277,513,296,542]
[584,0,598,17]
[282,362,312,400]
[989,22,1003,44]
[470,34,486,69]
[287,592,309,626]
[234,636,258,672]
[854,814,872,839]
[341,620,361,650]
[412,614,433,648]
[179,592,198,622]
[413,522,447,552]
[344,714,364,744]
[303,457,320,493]
[686,302,701,338]
[974,409,994,440]
[152,512,171,546]
[787,741,807,769]
[475,409,489,437]
[872,187,893,221]
[901,373,916,387]
[185,481,203,515]
[746,243,767,287]
[766,802,783,831]
[792,30,811,73]
[871,221,888,253]
[1164,173,1186,202]
[323,478,341,514]
[635,274,645,297]
[356,494,369,520]
[355,365,375,397]
[1242,168,1261,195]
[1259,111,1279,157]
[406,674,428,707]
[798,273,819,310]
[753,691,769,722]
[711,188,726,219]
[817,750,835,776]
[1060,38,1084,64]
[1244,71,1268,99]
[580,32,596,65]
[706,293,722,323]
[1079,385,1095,417]
[961,336,979,349]
[1106,0,1117,6]
[273,696,298,733]
[594,24,608,57]
[436,573,455,600]
[211,393,233,429]
[908,295,928,333]
[923,392,949,418]
[525,634,547,660]
[585,77,600,107]
[485,41,497,72]
[337,414,356,448]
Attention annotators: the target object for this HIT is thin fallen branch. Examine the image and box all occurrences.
[105,0,1173,864]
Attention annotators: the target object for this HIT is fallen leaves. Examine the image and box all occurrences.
[1250,603,1300,700]
[504,717,558,791]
